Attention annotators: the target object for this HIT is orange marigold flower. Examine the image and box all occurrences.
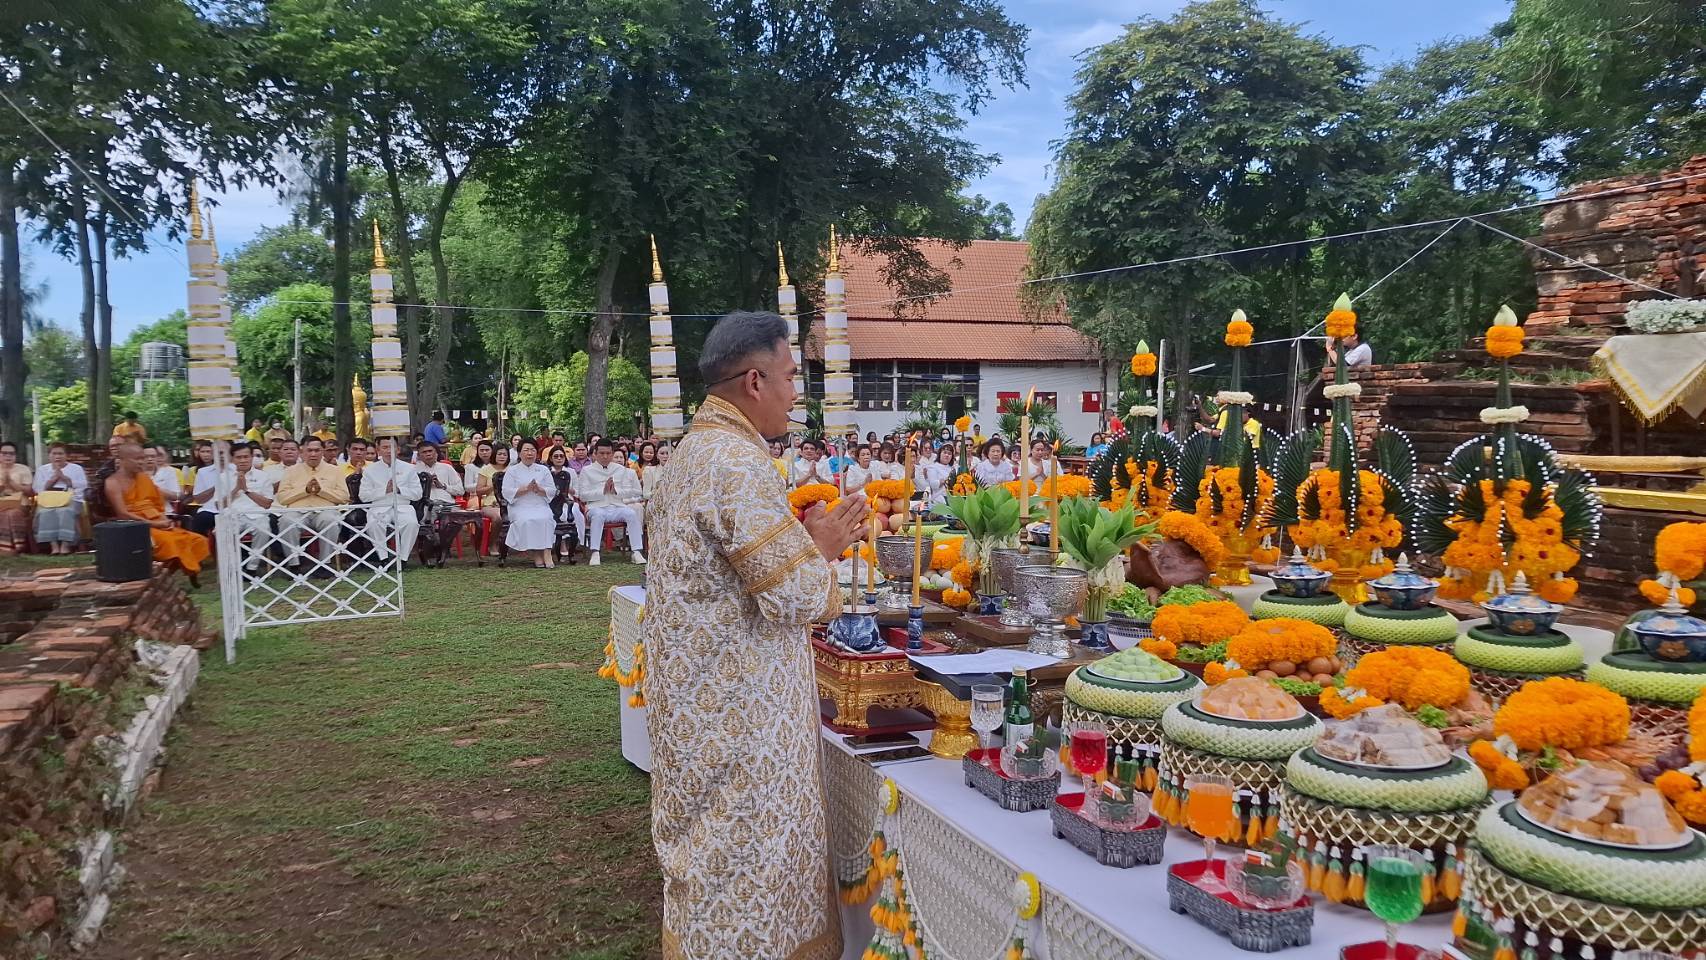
[1158,510,1228,570]
[1654,521,1706,582]
[1320,686,1382,719]
[1344,647,1470,711]
[1131,352,1157,377]
[789,483,840,514]
[1325,309,1357,340]
[1536,576,1578,604]
[1152,600,1250,647]
[1226,618,1337,670]
[1139,637,1178,660]
[1493,677,1630,753]
[1225,318,1254,348]
[1484,324,1525,359]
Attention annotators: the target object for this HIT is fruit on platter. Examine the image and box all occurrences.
[1087,647,1182,682]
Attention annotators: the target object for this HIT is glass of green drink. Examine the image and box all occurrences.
[1362,845,1426,959]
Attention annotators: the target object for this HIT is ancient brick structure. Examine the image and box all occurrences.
[1524,154,1706,336]
[0,566,207,948]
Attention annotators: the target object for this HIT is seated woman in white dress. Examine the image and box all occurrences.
[873,442,905,481]
[840,445,875,496]
[1023,438,1054,486]
[972,438,1016,488]
[916,443,955,507]
[502,438,558,569]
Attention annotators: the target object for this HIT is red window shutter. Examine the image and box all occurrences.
[1081,391,1102,413]
[996,391,1020,405]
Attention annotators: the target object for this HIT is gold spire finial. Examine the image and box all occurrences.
[372,220,387,269]
[204,204,218,259]
[777,242,790,287]
[188,179,203,240]
[828,224,839,273]
[649,234,663,283]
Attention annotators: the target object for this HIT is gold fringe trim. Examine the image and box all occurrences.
[1593,348,1706,425]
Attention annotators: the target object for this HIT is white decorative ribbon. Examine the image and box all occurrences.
[1323,382,1363,400]
[1479,405,1530,424]
[1214,390,1253,406]
[1128,404,1159,418]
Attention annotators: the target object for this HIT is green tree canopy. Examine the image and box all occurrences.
[224,225,335,310]
[24,323,82,390]
[511,352,648,441]
[232,283,372,416]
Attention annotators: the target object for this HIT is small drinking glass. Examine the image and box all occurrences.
[969,684,1004,769]
[1184,774,1235,888]
[1363,845,1427,959]
[1066,720,1108,817]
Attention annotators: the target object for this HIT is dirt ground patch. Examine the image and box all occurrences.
[57,562,660,960]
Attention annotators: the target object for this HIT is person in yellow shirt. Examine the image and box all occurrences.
[245,418,266,445]
[113,410,148,445]
[274,436,350,573]
[1215,407,1263,448]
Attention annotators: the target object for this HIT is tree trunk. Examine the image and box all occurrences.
[92,215,114,441]
[0,162,24,445]
[376,116,424,425]
[417,173,463,423]
[582,239,621,437]
[1169,300,1192,437]
[331,122,354,447]
[74,203,97,440]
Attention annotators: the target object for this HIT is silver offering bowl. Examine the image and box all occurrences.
[875,535,920,611]
[990,547,1048,627]
[1013,564,1087,659]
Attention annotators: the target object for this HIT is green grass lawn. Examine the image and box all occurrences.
[20,555,660,960]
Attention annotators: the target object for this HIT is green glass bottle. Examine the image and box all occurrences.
[1004,667,1033,747]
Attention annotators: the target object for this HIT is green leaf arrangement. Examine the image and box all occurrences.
[940,485,1023,542]
[1056,495,1152,572]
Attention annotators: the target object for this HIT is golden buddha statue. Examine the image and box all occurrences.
[352,375,372,439]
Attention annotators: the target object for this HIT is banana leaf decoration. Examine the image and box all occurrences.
[1263,427,1320,530]
[1170,431,1213,512]
[1088,429,1179,513]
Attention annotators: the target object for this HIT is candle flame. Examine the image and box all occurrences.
[1024,386,1035,411]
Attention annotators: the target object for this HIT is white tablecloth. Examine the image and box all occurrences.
[612,581,1617,959]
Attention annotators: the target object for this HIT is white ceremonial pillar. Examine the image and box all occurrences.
[777,243,807,425]
[822,225,856,437]
[369,221,411,439]
[184,181,243,443]
[647,237,686,441]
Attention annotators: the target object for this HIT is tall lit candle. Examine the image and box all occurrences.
[1018,387,1034,537]
[1048,440,1061,554]
[868,515,878,593]
[905,434,922,604]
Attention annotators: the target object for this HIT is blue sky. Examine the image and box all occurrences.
[22,0,1510,341]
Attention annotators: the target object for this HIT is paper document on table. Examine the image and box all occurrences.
[906,649,1061,674]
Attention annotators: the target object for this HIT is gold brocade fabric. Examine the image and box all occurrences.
[641,395,843,960]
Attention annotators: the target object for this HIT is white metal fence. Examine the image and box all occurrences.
[216,501,407,661]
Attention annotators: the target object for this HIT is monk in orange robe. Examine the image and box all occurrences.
[105,441,210,584]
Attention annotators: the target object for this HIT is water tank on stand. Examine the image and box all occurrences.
[135,341,185,394]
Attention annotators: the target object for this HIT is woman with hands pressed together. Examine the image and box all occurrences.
[502,438,558,568]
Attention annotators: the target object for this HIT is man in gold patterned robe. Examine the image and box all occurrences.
[642,311,868,960]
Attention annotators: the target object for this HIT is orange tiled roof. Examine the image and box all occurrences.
[820,239,1096,362]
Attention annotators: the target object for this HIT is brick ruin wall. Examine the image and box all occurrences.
[0,567,207,948]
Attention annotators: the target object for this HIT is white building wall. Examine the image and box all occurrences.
[978,362,1107,444]
[838,362,1113,445]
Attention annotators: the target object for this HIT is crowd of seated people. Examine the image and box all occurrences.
[8,427,670,584]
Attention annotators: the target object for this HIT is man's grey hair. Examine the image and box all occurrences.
[699,311,790,386]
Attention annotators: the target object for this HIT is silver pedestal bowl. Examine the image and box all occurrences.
[1012,564,1087,659]
[990,547,1056,626]
[875,534,920,611]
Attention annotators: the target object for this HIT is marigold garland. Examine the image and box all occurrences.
[942,586,973,609]
[1654,522,1706,582]
[1289,469,1402,555]
[1342,647,1471,712]
[949,560,976,590]
[1492,677,1630,753]
[1435,478,1583,602]
[1225,618,1337,671]
[1194,466,1275,543]
[1151,599,1249,647]
[1320,686,1383,720]
[1131,351,1157,378]
[954,414,972,434]
[1139,637,1178,660]
[1002,474,1091,502]
[1485,324,1525,360]
[1655,692,1706,824]
[951,472,977,496]
[1467,739,1531,791]
[1204,661,1250,685]
[1119,460,1174,524]
[790,483,841,515]
[1158,510,1228,571]
[930,538,963,571]
[1325,304,1357,341]
[865,478,910,503]
[1225,315,1254,348]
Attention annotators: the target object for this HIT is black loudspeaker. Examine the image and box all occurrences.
[944,395,966,421]
[94,520,154,583]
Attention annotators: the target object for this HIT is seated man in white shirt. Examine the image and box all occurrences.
[197,442,275,572]
[571,438,644,566]
[359,437,425,565]
[413,441,465,563]
[790,437,833,488]
[148,445,182,504]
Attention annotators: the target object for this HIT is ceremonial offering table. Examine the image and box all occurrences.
[823,731,1452,960]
